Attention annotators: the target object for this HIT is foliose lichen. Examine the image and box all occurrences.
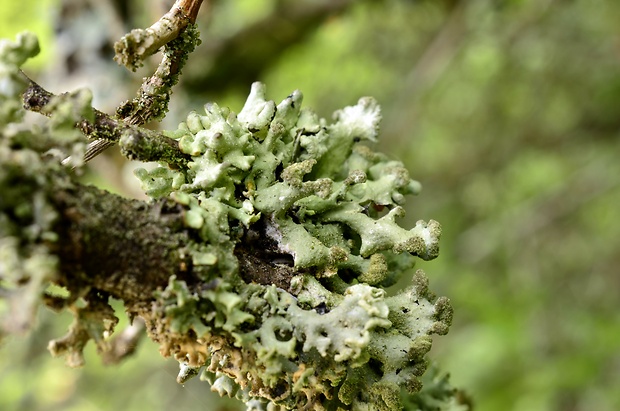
[135,82,451,410]
[0,33,51,334]
[0,33,111,351]
[402,366,471,411]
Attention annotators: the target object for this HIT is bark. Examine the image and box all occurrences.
[43,181,296,306]
[50,184,192,304]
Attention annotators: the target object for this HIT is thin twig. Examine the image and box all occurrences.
[21,0,205,165]
[20,71,190,167]
[113,0,204,71]
[115,22,201,126]
[80,0,205,161]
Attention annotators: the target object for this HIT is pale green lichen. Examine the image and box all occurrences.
[1,33,119,357]
[402,366,472,411]
[0,32,39,124]
[136,83,452,410]
[0,33,60,340]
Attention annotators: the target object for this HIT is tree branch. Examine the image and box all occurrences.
[113,0,204,71]
[50,184,192,303]
[20,71,191,166]
[19,0,205,164]
[44,178,295,304]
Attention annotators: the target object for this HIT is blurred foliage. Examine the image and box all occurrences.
[2,0,620,410]
[0,0,57,69]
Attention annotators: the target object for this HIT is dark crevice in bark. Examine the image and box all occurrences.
[234,218,299,292]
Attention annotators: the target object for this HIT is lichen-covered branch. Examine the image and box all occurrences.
[20,72,190,166]
[79,3,204,161]
[1,32,468,411]
[115,23,201,125]
[19,0,206,164]
[113,0,203,127]
[113,0,204,71]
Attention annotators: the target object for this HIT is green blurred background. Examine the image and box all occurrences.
[1,0,619,410]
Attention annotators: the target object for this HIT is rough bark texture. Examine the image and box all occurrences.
[50,184,192,303]
[42,183,290,306]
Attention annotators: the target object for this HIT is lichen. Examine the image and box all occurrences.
[1,33,115,354]
[136,82,451,410]
[403,366,472,411]
[0,32,60,339]
[115,23,201,122]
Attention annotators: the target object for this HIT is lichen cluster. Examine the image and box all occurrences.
[0,33,59,339]
[136,83,452,410]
